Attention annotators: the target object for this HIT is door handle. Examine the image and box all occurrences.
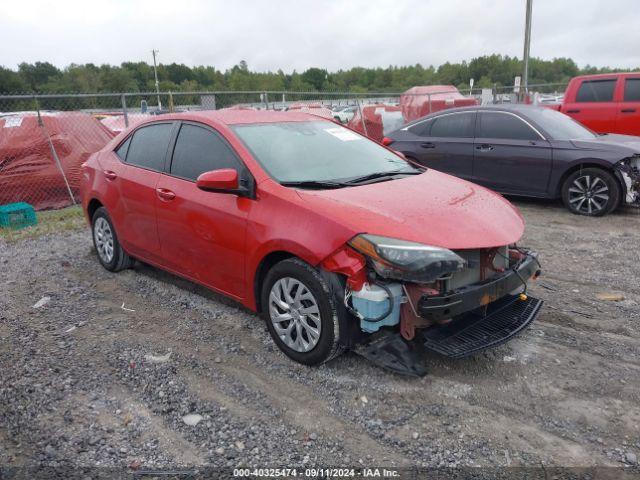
[156,188,176,201]
[420,142,436,149]
[621,108,637,113]
[475,144,494,152]
[566,109,580,113]
[103,170,117,181]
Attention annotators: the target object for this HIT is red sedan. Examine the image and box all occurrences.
[81,110,542,375]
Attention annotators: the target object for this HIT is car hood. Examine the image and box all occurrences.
[571,134,640,155]
[296,170,525,250]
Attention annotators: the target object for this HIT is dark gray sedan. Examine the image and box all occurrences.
[384,105,640,216]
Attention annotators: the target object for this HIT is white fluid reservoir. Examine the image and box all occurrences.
[352,283,403,333]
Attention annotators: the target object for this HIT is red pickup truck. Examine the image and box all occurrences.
[550,73,640,136]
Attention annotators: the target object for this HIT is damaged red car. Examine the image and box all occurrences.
[80,110,542,376]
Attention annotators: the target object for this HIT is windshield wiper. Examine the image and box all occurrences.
[343,168,424,185]
[280,180,349,190]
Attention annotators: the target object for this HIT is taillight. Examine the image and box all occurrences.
[381,137,394,146]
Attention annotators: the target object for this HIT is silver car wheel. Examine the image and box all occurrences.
[94,217,114,263]
[567,174,609,214]
[268,277,321,353]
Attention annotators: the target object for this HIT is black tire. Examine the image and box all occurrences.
[561,167,620,217]
[260,258,344,366]
[91,207,134,272]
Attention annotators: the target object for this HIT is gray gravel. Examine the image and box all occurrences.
[1,199,639,472]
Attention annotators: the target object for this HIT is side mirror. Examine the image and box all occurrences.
[196,169,239,193]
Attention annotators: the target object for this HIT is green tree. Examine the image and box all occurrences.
[301,68,328,90]
[0,66,28,93]
[0,56,637,96]
[18,61,61,90]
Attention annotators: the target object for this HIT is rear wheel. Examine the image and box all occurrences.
[261,258,344,365]
[561,168,620,216]
[91,207,134,271]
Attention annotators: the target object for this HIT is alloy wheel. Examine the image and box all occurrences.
[567,174,610,215]
[94,217,114,263]
[268,277,322,353]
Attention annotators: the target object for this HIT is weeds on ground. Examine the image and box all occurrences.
[0,205,86,242]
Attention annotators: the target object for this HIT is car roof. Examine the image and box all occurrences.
[571,72,640,80]
[141,109,328,126]
[406,104,546,123]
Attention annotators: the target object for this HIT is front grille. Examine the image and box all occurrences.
[420,294,543,358]
[446,247,509,290]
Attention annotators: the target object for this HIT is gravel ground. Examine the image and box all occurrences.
[1,199,639,476]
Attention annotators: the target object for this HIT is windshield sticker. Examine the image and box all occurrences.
[3,116,23,128]
[324,127,361,141]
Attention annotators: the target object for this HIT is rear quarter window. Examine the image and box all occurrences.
[115,136,131,160]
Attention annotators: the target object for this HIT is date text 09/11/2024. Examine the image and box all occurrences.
[232,467,400,477]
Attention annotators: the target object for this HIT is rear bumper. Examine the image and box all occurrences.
[417,251,540,322]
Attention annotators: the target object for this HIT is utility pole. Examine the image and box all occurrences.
[152,49,162,110]
[522,0,533,98]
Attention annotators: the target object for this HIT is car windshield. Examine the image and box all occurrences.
[526,107,597,140]
[232,121,421,184]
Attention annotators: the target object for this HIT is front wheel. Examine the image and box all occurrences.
[261,258,344,366]
[561,168,620,216]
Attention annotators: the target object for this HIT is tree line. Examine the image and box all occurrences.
[0,55,636,95]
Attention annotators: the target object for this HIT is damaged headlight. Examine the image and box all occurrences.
[348,234,466,283]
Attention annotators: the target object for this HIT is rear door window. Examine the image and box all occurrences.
[429,112,475,138]
[125,123,174,171]
[623,78,640,102]
[170,123,240,181]
[576,79,616,102]
[477,112,541,140]
[407,119,432,136]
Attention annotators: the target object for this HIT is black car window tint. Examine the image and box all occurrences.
[125,123,173,171]
[115,136,131,161]
[429,113,474,138]
[623,78,640,102]
[170,124,240,181]
[408,119,432,136]
[478,112,540,141]
[576,79,616,103]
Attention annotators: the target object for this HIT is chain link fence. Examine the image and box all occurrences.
[0,84,567,211]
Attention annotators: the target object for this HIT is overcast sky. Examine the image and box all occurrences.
[0,0,638,72]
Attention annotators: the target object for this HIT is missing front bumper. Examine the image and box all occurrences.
[355,294,542,375]
[417,252,540,322]
[419,294,543,358]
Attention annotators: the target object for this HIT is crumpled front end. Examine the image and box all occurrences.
[322,238,543,376]
[616,155,640,206]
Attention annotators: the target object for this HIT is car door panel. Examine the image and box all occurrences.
[114,122,175,262]
[473,140,553,194]
[117,166,162,260]
[408,112,475,179]
[616,76,640,135]
[155,176,250,299]
[565,77,619,133]
[155,122,250,299]
[472,111,552,195]
[420,137,474,179]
